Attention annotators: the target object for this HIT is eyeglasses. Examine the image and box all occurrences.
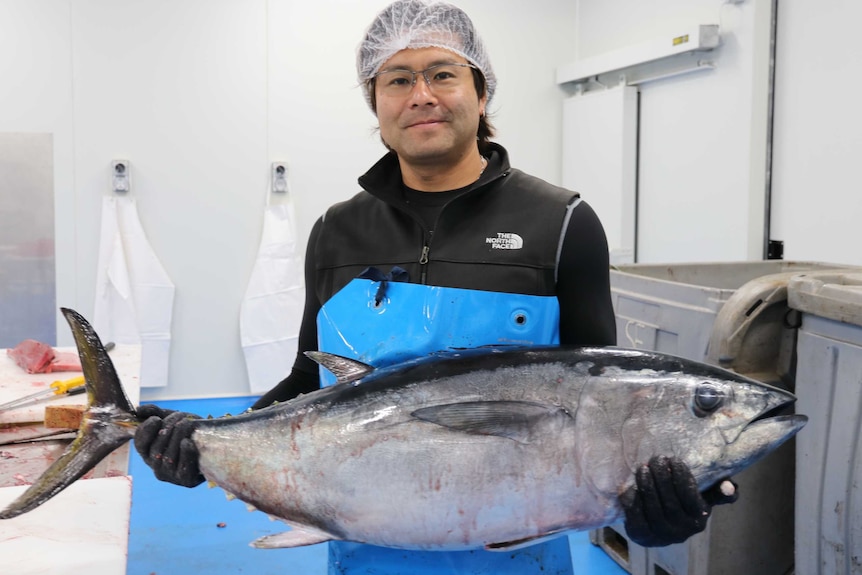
[373,63,479,97]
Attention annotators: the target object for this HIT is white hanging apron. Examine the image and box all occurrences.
[239,197,305,394]
[93,196,175,388]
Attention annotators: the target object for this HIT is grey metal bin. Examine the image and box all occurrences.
[593,261,853,575]
[787,271,862,575]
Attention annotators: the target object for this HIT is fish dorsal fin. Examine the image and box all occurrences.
[304,351,374,385]
[411,401,571,445]
[251,528,334,549]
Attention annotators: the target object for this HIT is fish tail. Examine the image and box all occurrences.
[0,308,138,519]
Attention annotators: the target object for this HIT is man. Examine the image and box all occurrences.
[136,1,734,572]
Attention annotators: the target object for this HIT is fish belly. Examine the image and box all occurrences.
[197,413,617,550]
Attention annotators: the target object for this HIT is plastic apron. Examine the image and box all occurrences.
[93,196,175,388]
[240,200,305,393]
[317,272,576,575]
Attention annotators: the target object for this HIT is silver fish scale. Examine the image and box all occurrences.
[191,350,801,551]
[195,360,596,549]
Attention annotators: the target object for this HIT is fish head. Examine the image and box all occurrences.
[626,355,806,488]
[677,371,807,488]
[650,369,808,487]
[577,349,807,494]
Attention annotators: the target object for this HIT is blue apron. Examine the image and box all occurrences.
[316,274,575,575]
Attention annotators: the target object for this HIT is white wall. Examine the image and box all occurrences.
[570,0,862,268]
[771,0,862,266]
[0,0,578,399]
[570,0,773,263]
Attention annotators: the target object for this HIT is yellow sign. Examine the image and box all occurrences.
[673,34,690,46]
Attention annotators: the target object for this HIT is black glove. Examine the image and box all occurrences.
[134,404,205,488]
[620,455,738,547]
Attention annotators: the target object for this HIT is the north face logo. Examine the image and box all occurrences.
[486,233,524,250]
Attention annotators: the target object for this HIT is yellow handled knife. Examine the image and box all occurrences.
[0,375,86,413]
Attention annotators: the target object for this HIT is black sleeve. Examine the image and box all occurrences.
[556,200,617,346]
[251,217,324,410]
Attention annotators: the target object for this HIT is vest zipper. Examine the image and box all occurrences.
[419,244,430,284]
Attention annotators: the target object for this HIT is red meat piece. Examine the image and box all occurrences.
[6,339,55,374]
[48,351,82,372]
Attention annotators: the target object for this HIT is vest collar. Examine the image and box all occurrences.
[357,142,511,206]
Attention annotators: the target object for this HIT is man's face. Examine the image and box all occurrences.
[374,47,487,167]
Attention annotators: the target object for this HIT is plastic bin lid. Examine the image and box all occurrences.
[788,271,862,328]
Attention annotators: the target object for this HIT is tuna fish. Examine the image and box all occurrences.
[0,308,806,551]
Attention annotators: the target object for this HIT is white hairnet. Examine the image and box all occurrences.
[357,0,496,109]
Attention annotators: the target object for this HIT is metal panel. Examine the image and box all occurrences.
[0,133,55,347]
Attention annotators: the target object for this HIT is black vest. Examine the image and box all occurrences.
[314,145,579,303]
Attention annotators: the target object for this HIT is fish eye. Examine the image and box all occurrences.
[693,383,724,416]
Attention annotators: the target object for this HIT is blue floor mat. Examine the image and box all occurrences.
[127,396,627,575]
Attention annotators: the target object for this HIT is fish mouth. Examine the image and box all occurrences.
[720,384,797,445]
[745,387,807,437]
[749,399,797,426]
[723,406,807,469]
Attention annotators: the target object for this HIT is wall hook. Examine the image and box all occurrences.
[272,162,288,193]
[112,160,130,193]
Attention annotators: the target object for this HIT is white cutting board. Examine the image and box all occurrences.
[0,344,141,425]
[0,475,132,574]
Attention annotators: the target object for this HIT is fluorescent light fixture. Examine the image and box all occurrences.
[557,25,720,85]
